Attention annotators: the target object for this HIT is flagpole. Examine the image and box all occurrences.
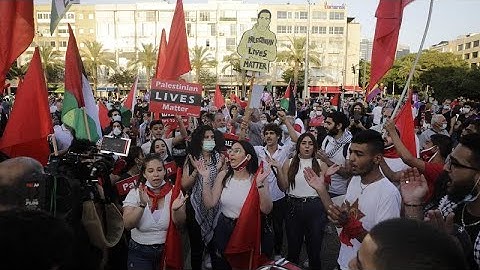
[391,0,434,118]
[239,73,256,140]
[82,107,92,141]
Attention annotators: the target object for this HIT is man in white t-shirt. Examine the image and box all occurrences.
[141,115,187,155]
[304,130,401,270]
[371,98,384,126]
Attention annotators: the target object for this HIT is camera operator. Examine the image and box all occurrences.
[348,102,372,136]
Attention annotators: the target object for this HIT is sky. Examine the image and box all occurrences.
[36,0,480,50]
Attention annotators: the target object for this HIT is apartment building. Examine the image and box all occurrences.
[28,0,361,96]
[430,33,480,68]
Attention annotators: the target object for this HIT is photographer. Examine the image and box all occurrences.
[348,102,372,136]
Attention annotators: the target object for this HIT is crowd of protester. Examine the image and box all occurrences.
[1,89,480,270]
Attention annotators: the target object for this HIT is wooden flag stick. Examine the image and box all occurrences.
[82,107,92,141]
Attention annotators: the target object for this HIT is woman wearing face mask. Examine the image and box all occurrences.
[384,120,453,202]
[181,125,225,270]
[150,138,177,184]
[123,153,188,270]
[197,140,272,269]
[276,132,330,269]
[108,120,130,139]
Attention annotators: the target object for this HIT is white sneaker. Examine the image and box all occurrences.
[203,254,212,269]
[273,255,283,261]
[303,260,309,268]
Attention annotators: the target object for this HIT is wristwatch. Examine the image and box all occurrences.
[139,203,147,208]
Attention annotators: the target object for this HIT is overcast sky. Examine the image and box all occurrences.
[36,0,480,50]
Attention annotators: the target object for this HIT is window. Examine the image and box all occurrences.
[79,28,84,34]
[473,51,478,58]
[226,38,236,50]
[78,14,84,20]
[58,28,68,34]
[206,40,210,47]
[474,40,479,47]
[209,23,216,36]
[458,44,464,51]
[80,42,85,48]
[294,26,307,34]
[277,11,287,19]
[295,11,308,19]
[312,26,326,34]
[329,26,344,34]
[89,28,94,34]
[59,41,67,47]
[50,41,56,47]
[65,13,75,20]
[277,26,287,33]
[288,12,292,19]
[329,12,344,20]
[88,13,94,20]
[465,53,470,60]
[200,11,210,21]
[230,24,236,36]
[465,42,471,49]
[186,23,192,37]
[37,12,50,20]
[312,11,327,20]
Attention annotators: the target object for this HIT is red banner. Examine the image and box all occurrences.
[149,79,202,117]
[115,175,139,196]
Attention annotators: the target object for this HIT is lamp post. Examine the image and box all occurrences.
[303,0,311,99]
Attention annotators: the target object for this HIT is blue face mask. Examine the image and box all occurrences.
[202,140,216,152]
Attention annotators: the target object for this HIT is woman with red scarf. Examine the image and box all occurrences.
[122,153,187,270]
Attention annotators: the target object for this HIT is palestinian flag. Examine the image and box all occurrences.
[120,75,139,126]
[62,24,102,142]
[280,79,296,116]
[50,0,78,35]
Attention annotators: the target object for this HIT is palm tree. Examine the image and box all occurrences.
[222,51,246,96]
[81,41,116,90]
[276,37,322,85]
[190,45,217,83]
[39,45,63,85]
[128,43,157,89]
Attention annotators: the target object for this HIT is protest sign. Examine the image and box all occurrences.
[115,175,139,196]
[149,79,202,117]
[237,9,277,73]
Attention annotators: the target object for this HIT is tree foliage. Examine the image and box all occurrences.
[358,59,370,88]
[281,68,305,89]
[128,43,157,89]
[198,69,217,90]
[108,68,135,89]
[277,37,321,85]
[39,45,63,85]
[420,66,480,100]
[190,45,217,83]
[81,41,116,90]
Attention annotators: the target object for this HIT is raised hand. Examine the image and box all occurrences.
[325,164,341,177]
[172,192,189,211]
[193,157,209,179]
[256,164,271,186]
[303,167,326,192]
[425,210,455,235]
[265,155,281,169]
[399,168,428,205]
[328,202,349,226]
[216,153,226,171]
[316,149,330,163]
[383,119,396,135]
[138,183,150,207]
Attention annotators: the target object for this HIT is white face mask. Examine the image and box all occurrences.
[202,140,216,152]
[441,123,447,130]
[261,120,268,125]
[113,127,122,136]
[315,111,323,116]
[217,127,227,133]
[112,115,121,122]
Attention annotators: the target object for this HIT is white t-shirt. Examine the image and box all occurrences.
[123,188,172,245]
[372,106,383,125]
[287,158,320,198]
[220,177,252,219]
[53,124,73,151]
[383,157,409,173]
[337,176,401,270]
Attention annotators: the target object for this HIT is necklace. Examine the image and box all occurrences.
[359,182,372,195]
[461,204,480,228]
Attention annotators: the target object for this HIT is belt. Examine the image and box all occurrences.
[287,195,319,203]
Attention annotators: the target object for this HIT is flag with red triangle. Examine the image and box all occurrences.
[0,47,52,165]
[98,101,110,130]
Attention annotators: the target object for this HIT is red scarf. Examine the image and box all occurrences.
[383,145,400,159]
[146,182,172,213]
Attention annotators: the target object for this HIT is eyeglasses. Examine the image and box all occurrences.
[446,155,479,171]
[227,148,243,155]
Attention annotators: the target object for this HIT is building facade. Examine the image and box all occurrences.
[430,33,480,68]
[28,0,361,96]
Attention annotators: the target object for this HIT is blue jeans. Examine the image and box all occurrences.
[127,239,164,270]
[286,196,327,270]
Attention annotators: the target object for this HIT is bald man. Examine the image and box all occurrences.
[0,157,44,211]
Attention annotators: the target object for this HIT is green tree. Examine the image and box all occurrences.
[276,37,321,85]
[420,66,480,100]
[281,68,305,89]
[358,59,371,88]
[190,45,217,83]
[221,51,241,74]
[6,61,27,82]
[128,43,157,89]
[198,69,217,90]
[39,45,63,85]
[81,41,116,90]
[108,68,135,89]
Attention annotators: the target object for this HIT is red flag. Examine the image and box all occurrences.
[155,29,168,79]
[123,76,139,111]
[0,0,34,88]
[230,92,247,109]
[0,48,52,165]
[224,164,267,269]
[98,101,110,130]
[331,93,340,107]
[162,167,184,270]
[214,85,225,108]
[395,91,417,157]
[366,0,414,95]
[160,0,191,80]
